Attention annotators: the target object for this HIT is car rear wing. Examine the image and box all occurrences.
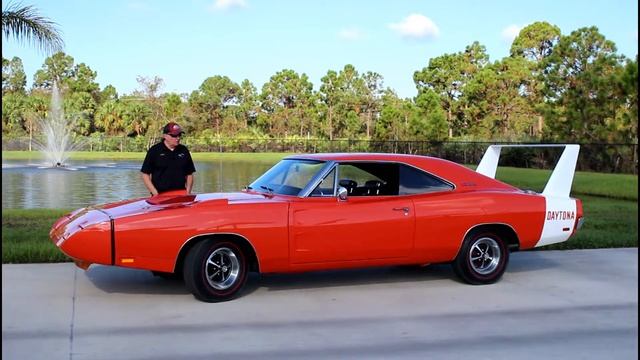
[476,144,580,198]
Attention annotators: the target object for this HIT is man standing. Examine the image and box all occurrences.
[141,122,196,196]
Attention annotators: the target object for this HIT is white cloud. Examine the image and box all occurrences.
[338,27,365,41]
[210,0,248,11]
[501,24,522,43]
[388,13,439,40]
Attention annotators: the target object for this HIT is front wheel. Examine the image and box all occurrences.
[453,231,509,285]
[183,240,248,302]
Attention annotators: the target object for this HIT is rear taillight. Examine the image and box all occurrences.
[572,199,584,235]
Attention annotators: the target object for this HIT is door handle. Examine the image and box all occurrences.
[392,207,410,215]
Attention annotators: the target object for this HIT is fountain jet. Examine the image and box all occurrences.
[33,82,84,167]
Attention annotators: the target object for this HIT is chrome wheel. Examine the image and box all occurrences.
[469,237,501,275]
[205,247,240,290]
[184,240,249,302]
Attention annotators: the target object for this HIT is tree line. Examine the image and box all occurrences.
[2,22,638,147]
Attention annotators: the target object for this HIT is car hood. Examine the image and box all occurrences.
[94,191,281,220]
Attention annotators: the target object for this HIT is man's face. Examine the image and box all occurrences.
[163,133,181,147]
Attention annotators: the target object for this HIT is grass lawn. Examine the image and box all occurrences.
[495,167,637,201]
[2,208,71,263]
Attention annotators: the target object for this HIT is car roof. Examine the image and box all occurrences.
[285,152,463,170]
[285,152,518,192]
[287,152,431,162]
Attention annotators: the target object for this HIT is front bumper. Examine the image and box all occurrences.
[49,208,113,268]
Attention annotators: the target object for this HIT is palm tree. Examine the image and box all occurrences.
[2,1,64,54]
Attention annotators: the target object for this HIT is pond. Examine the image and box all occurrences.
[1,159,278,209]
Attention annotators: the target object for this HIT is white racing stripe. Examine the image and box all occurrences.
[536,196,577,247]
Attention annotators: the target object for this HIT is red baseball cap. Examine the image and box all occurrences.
[163,122,184,136]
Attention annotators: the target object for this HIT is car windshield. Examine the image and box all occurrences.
[248,159,326,196]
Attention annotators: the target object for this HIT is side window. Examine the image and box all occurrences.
[310,167,336,197]
[399,165,453,195]
[337,163,399,196]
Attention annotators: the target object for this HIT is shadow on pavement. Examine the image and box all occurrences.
[84,251,560,296]
[85,266,190,295]
[507,250,561,273]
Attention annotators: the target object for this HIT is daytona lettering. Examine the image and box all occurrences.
[546,211,575,221]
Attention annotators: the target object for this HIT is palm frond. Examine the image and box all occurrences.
[2,1,64,54]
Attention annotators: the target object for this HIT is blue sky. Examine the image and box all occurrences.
[2,0,638,99]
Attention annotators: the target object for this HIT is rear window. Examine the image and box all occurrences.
[399,165,453,195]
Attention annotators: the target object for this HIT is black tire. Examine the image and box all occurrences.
[183,240,248,302]
[453,230,509,285]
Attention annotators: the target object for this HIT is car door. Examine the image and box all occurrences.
[289,162,415,264]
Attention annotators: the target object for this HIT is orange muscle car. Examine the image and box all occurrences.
[50,145,584,302]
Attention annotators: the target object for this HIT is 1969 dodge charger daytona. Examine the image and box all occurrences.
[50,144,584,302]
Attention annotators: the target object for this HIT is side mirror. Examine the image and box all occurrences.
[337,186,348,201]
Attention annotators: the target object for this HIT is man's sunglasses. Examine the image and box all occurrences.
[167,133,182,138]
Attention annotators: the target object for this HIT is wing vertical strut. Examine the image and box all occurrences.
[476,144,580,198]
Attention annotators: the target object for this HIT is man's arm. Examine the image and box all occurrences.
[184,148,196,194]
[141,173,159,196]
[185,174,194,194]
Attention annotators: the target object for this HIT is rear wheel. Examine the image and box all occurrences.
[183,240,248,302]
[453,231,508,285]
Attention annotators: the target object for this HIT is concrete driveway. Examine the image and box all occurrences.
[2,248,638,360]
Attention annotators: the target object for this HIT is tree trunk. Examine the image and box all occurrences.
[328,106,333,140]
[537,115,544,135]
[366,110,371,138]
[28,121,33,152]
[447,107,453,138]
[298,107,304,137]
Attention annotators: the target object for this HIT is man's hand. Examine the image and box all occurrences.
[186,174,194,194]
[142,173,158,196]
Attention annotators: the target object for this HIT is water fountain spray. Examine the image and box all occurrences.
[33,81,84,167]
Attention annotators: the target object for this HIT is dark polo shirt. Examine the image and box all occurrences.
[141,142,196,193]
